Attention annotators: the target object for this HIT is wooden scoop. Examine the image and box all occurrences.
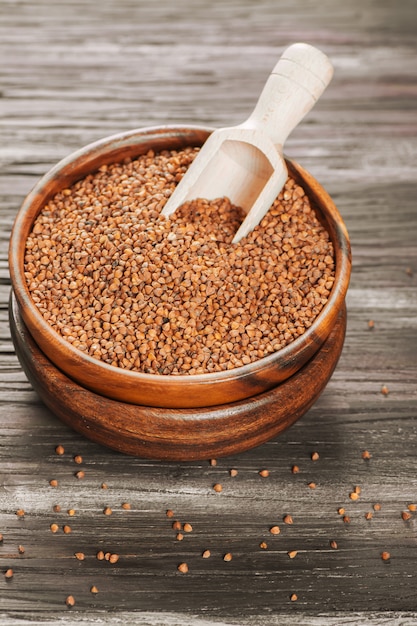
[161,43,334,243]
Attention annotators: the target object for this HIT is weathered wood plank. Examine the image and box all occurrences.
[0,0,416,623]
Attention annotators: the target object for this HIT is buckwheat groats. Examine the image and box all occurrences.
[24,147,335,376]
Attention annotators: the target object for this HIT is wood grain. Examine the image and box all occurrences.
[0,0,416,623]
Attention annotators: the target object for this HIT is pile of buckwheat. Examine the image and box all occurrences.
[24,147,335,375]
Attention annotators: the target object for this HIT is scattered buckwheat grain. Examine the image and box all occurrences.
[178,562,188,573]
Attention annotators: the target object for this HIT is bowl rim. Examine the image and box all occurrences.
[9,124,351,404]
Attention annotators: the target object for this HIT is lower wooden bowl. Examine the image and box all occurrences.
[10,290,346,461]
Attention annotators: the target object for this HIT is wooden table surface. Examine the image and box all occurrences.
[1,1,416,624]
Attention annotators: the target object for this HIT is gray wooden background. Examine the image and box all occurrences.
[0,0,416,624]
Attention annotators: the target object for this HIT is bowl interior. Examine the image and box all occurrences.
[9,125,351,409]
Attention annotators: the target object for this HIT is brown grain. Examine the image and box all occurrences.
[259,469,269,478]
[24,148,335,377]
[177,562,188,573]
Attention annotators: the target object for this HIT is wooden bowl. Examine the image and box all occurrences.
[9,126,351,409]
[9,290,346,460]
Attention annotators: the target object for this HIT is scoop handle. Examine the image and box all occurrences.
[244,43,334,148]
